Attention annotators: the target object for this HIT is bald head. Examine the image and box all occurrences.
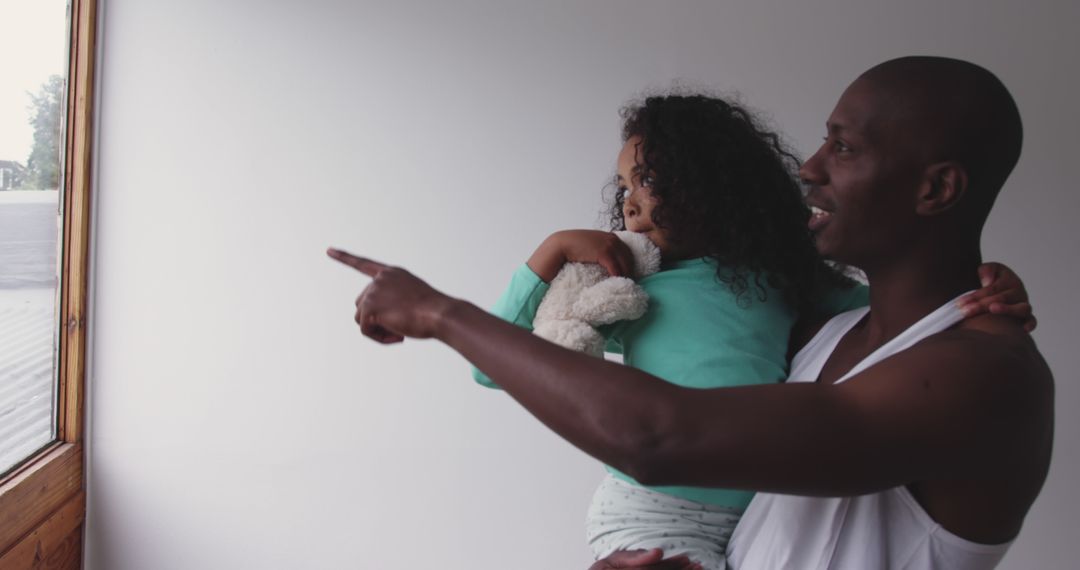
[858,56,1023,224]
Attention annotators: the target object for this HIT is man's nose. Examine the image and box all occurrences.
[799,145,828,185]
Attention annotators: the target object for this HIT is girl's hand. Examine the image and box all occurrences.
[957,262,1036,332]
[527,230,637,283]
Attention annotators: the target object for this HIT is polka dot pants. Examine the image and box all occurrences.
[586,475,741,570]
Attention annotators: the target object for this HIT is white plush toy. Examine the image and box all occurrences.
[532,231,662,357]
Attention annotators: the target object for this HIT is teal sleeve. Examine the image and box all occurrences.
[814,283,870,316]
[595,322,624,355]
[471,264,550,389]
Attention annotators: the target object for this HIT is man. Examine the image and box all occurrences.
[329,56,1053,569]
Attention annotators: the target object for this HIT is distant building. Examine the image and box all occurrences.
[0,161,26,190]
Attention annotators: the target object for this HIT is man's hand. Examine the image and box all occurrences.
[588,549,702,570]
[327,248,458,343]
[527,230,638,282]
[957,262,1036,332]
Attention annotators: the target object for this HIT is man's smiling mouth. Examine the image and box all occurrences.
[809,205,833,231]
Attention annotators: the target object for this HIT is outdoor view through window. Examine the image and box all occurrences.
[0,1,69,476]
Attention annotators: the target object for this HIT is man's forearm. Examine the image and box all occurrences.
[436,298,688,478]
[329,247,973,495]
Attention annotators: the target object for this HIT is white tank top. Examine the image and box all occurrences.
[727,295,1013,569]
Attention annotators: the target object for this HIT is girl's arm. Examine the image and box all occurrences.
[791,262,1033,362]
[809,263,1033,323]
[527,230,637,282]
[473,230,639,387]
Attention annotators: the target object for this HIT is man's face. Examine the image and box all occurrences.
[799,77,925,268]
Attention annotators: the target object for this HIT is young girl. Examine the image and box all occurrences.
[472,93,1025,569]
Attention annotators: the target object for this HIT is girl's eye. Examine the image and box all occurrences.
[641,176,654,187]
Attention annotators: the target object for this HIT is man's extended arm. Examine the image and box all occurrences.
[328,249,1050,498]
[447,296,1047,495]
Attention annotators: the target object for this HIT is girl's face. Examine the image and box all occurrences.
[617,136,682,258]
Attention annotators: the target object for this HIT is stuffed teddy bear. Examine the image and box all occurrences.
[532,231,662,357]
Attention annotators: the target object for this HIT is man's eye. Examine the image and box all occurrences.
[822,136,851,152]
[618,186,630,199]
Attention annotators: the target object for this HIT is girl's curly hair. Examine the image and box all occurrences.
[609,93,853,312]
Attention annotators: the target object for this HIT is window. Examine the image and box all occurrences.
[0,0,97,566]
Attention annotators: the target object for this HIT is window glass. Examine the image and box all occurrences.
[0,0,69,475]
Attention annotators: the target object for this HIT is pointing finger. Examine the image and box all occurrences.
[327,247,387,277]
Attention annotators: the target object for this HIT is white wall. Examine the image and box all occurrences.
[86,1,1080,568]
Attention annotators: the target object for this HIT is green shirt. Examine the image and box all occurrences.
[473,259,868,509]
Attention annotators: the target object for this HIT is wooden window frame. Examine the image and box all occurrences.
[0,0,98,566]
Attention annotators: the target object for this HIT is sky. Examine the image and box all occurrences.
[0,1,68,163]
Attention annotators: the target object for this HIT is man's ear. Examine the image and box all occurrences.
[916,161,968,216]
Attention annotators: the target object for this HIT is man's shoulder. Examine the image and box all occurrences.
[937,314,1049,376]
[899,314,1053,410]
[916,311,1044,365]
[897,315,1054,539]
